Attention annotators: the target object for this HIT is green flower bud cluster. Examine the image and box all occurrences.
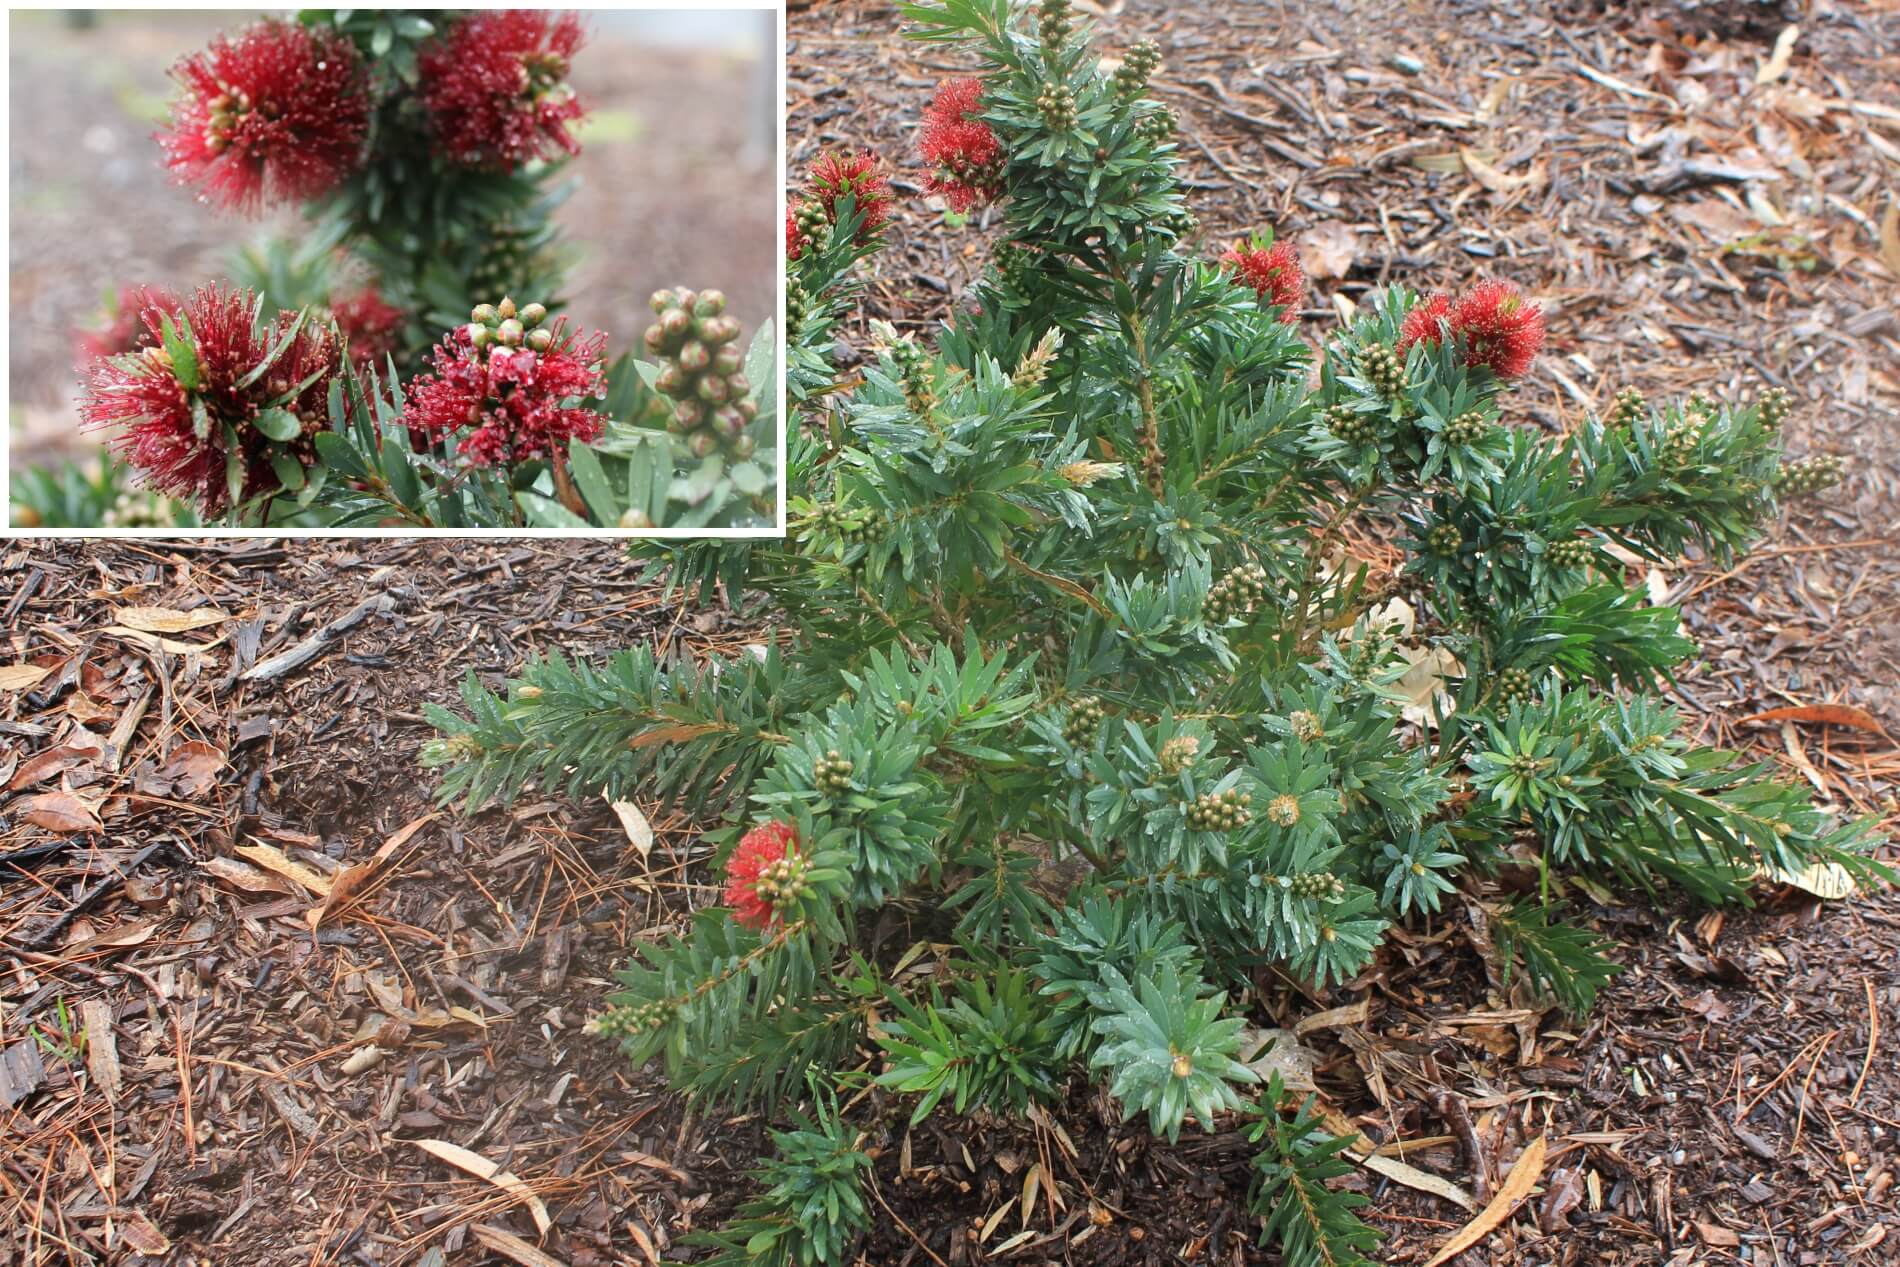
[1038,0,1072,50]
[1161,205,1196,237]
[1157,735,1200,778]
[1036,83,1079,131]
[888,337,934,416]
[1757,387,1792,432]
[1359,343,1408,397]
[1288,710,1324,742]
[468,295,555,355]
[468,223,549,304]
[1185,788,1252,831]
[1113,40,1161,99]
[789,201,829,258]
[646,288,756,461]
[1659,418,1702,466]
[593,998,675,1037]
[1777,453,1843,497]
[1325,404,1381,447]
[1266,793,1301,828]
[1443,410,1489,447]
[994,241,1042,293]
[1496,665,1537,705]
[787,276,812,342]
[1286,870,1344,901]
[1545,537,1595,569]
[1684,391,1718,419]
[811,500,884,544]
[1134,106,1177,142]
[1426,522,1462,555]
[813,748,855,793]
[1607,387,1647,429]
[1205,561,1269,623]
[1062,695,1106,746]
[201,87,254,156]
[754,852,815,916]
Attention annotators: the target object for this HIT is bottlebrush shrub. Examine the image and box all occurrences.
[425,1,1880,1262]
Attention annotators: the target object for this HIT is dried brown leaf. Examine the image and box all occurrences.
[1754,25,1800,85]
[609,795,655,860]
[0,664,52,691]
[20,789,105,834]
[1879,196,1900,279]
[113,605,231,634]
[234,841,332,896]
[9,739,104,791]
[158,740,226,796]
[410,1138,552,1236]
[1298,222,1359,281]
[1422,1134,1547,1267]
[1739,703,1889,736]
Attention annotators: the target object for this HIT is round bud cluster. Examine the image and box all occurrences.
[200,88,254,157]
[468,223,546,304]
[812,500,883,543]
[788,201,829,260]
[467,295,556,355]
[1659,419,1702,466]
[1359,343,1408,397]
[1162,205,1197,237]
[1426,523,1463,555]
[1443,411,1489,447]
[1777,454,1843,497]
[1288,710,1324,742]
[1157,735,1200,777]
[1506,752,1546,780]
[813,748,855,793]
[1186,788,1252,831]
[1287,870,1344,901]
[1546,537,1595,569]
[1757,386,1792,432]
[1205,561,1269,623]
[1684,391,1718,419]
[1135,107,1177,142]
[1062,695,1106,746]
[1607,387,1647,429]
[1038,0,1072,50]
[1325,404,1380,447]
[1036,83,1079,131]
[610,999,676,1035]
[994,241,1041,292]
[1266,793,1301,828]
[752,851,815,916]
[646,288,757,461]
[1496,666,1537,705]
[1113,40,1161,99]
[888,338,934,416]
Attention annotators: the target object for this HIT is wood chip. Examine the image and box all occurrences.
[471,1225,567,1267]
[83,999,121,1104]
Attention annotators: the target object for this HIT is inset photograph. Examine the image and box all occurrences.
[9,8,780,530]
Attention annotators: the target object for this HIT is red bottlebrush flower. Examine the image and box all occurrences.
[157,21,369,214]
[805,150,892,244]
[1221,239,1305,324]
[919,77,1004,213]
[787,201,806,262]
[723,820,805,930]
[1397,282,1544,379]
[419,11,588,169]
[79,285,342,517]
[74,285,164,368]
[1397,291,1453,357]
[331,287,405,373]
[401,319,608,468]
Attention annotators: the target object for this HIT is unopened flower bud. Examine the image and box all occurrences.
[693,290,726,317]
[712,406,748,437]
[656,365,688,397]
[734,398,758,422]
[497,296,517,320]
[471,303,499,324]
[661,309,692,340]
[468,323,493,347]
[617,507,654,529]
[497,318,524,346]
[687,430,720,458]
[712,345,743,375]
[673,400,705,429]
[526,328,553,352]
[519,302,547,328]
[695,374,730,405]
[649,289,676,314]
[727,434,756,459]
[673,289,697,314]
[644,325,668,354]
[678,341,710,372]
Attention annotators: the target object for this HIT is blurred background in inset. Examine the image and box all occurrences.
[8,7,777,483]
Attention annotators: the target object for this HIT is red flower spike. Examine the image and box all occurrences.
[1396,282,1544,380]
[724,820,803,929]
[1397,292,1452,357]
[1221,239,1305,324]
[805,151,892,243]
[158,21,370,214]
[331,287,405,374]
[919,77,1004,213]
[401,319,609,468]
[79,285,342,517]
[1448,279,1545,379]
[419,11,588,169]
[74,285,165,369]
[786,201,806,262]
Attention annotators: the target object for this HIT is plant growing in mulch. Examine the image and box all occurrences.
[425,1,1882,1261]
[16,9,775,530]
